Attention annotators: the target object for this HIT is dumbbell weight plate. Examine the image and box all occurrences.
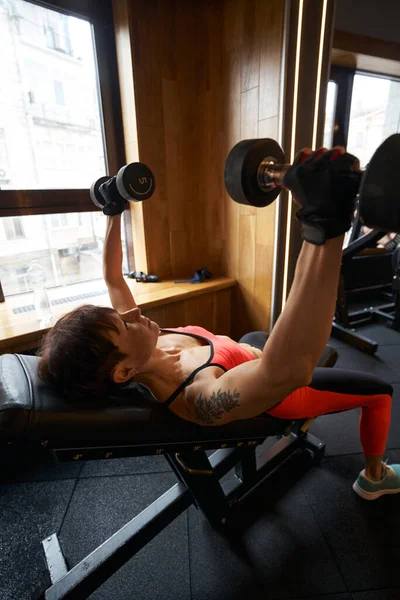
[224,138,286,207]
[359,133,400,233]
[90,176,110,208]
[116,162,156,202]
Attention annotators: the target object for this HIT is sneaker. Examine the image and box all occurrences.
[353,462,400,500]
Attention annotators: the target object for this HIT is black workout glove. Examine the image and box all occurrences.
[283,149,361,245]
[100,177,128,216]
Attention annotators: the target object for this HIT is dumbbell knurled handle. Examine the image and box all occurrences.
[258,160,290,191]
[259,160,364,190]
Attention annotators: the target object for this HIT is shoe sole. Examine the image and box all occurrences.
[353,480,400,500]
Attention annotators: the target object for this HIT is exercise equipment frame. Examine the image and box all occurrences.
[37,421,323,600]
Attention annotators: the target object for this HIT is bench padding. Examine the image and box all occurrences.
[0,354,292,447]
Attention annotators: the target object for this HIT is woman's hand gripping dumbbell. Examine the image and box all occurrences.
[90,162,156,215]
[224,134,400,241]
[283,147,360,245]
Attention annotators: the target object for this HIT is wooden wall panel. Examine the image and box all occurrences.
[223,0,285,339]
[142,289,232,335]
[254,117,279,328]
[113,0,285,339]
[259,0,286,121]
[213,288,232,336]
[241,2,261,92]
[112,0,147,273]
[184,296,215,330]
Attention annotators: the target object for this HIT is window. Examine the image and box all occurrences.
[0,0,129,299]
[323,81,338,148]
[46,15,73,55]
[0,129,9,181]
[53,80,65,106]
[3,218,25,241]
[0,212,129,296]
[0,1,106,190]
[356,131,364,147]
[325,68,400,169]
[51,213,68,228]
[347,74,400,168]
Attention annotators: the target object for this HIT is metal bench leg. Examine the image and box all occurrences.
[166,450,231,528]
[235,446,257,483]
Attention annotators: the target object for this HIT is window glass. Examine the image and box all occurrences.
[323,81,338,148]
[0,0,106,190]
[347,74,400,168]
[0,213,128,296]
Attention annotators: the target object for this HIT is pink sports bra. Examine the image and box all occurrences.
[160,326,255,407]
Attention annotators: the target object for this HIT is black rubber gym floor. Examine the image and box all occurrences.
[2,322,400,600]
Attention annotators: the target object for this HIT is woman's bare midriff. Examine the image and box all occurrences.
[238,342,263,359]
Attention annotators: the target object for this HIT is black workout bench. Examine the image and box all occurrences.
[0,346,338,600]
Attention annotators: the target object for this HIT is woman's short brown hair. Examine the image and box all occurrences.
[38,304,128,402]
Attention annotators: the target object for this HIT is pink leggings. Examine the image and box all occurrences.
[265,369,392,456]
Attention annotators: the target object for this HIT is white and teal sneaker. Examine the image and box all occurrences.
[353,462,400,500]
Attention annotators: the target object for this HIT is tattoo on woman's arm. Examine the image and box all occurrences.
[195,389,240,425]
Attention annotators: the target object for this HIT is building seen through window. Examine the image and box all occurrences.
[0,0,106,190]
[0,0,128,298]
[323,81,338,148]
[347,74,400,169]
[0,212,128,296]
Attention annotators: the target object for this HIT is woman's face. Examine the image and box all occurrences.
[111,307,160,376]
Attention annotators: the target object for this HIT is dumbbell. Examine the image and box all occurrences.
[90,162,155,209]
[224,134,400,233]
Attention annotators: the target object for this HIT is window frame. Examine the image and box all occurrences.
[0,0,134,294]
[329,65,356,148]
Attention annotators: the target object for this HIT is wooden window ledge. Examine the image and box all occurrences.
[0,276,236,354]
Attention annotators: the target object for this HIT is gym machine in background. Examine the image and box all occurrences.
[333,207,400,354]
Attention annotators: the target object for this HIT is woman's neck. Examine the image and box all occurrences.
[134,347,182,398]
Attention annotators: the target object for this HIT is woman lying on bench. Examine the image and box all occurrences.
[38,147,399,501]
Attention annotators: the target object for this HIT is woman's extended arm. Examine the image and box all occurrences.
[183,148,358,426]
[183,235,344,425]
[261,235,343,382]
[103,214,137,312]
